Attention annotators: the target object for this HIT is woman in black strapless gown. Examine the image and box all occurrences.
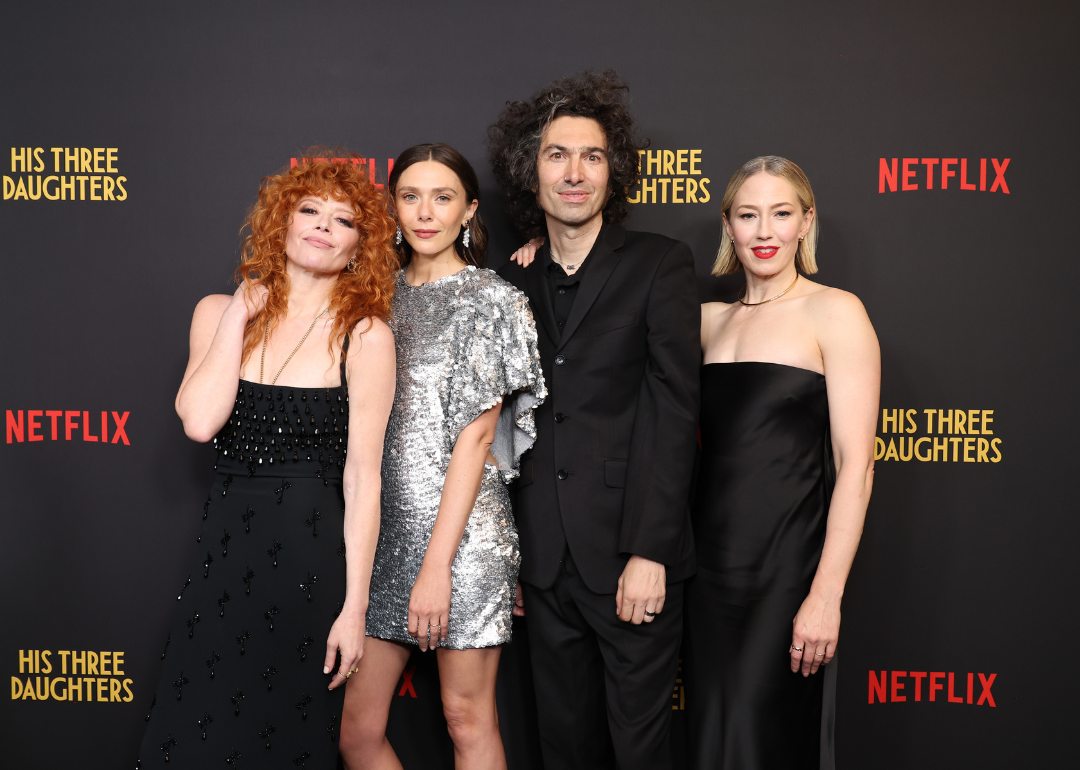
[686,157,879,769]
[138,153,399,768]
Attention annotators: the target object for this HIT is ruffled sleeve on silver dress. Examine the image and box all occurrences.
[366,266,547,649]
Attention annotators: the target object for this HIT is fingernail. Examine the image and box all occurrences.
[323,666,329,674]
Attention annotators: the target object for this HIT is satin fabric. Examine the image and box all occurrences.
[685,362,836,769]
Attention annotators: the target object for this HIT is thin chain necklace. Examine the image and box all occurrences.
[259,308,328,386]
[738,273,799,307]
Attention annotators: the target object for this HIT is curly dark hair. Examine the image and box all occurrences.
[488,69,647,238]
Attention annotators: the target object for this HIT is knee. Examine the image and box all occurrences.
[442,694,497,750]
[338,715,386,762]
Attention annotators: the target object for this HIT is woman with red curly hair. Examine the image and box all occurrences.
[138,151,398,768]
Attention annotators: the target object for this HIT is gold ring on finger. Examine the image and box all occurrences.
[791,645,804,652]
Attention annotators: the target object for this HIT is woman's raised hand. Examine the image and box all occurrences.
[229,282,269,321]
[509,237,545,267]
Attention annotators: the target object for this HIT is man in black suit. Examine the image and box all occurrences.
[489,70,700,770]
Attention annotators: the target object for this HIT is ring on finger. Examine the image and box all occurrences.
[790,645,804,653]
[815,652,825,657]
[644,610,657,617]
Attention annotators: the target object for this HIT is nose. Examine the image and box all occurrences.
[416,196,433,221]
[564,156,585,185]
[314,209,332,231]
[756,215,773,240]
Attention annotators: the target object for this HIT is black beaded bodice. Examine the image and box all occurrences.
[213,380,349,479]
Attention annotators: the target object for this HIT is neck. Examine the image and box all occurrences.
[406,245,467,285]
[545,212,603,267]
[284,263,336,319]
[743,264,799,304]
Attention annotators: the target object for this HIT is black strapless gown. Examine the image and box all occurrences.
[684,363,836,770]
[138,375,351,769]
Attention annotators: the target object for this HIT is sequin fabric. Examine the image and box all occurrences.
[366,266,546,649]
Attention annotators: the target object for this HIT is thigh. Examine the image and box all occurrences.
[575,579,684,770]
[522,579,615,769]
[341,637,412,735]
[435,646,501,712]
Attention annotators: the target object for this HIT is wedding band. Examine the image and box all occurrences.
[815,653,825,657]
[644,611,657,617]
[790,645,803,652]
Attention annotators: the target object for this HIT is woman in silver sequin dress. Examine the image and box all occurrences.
[339,144,545,769]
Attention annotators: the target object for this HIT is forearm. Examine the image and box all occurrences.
[340,471,381,613]
[423,439,491,570]
[176,305,249,440]
[808,460,874,599]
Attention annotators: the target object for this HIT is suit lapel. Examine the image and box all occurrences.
[557,225,625,351]
[524,250,560,346]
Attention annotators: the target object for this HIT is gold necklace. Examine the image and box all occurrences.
[738,273,799,307]
[259,308,329,386]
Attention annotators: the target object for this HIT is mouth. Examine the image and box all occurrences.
[558,190,589,204]
[304,236,334,249]
[751,246,779,259]
[412,229,439,239]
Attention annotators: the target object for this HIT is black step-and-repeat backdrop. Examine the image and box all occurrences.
[3,1,1077,767]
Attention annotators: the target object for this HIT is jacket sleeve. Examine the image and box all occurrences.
[618,240,700,565]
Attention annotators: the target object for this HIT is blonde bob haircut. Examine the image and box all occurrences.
[712,155,819,276]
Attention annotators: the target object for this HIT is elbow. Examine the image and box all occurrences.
[183,422,217,444]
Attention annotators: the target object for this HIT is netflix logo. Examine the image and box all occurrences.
[5,410,130,445]
[878,158,1010,193]
[869,670,996,707]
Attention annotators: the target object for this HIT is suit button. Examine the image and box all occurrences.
[554,413,564,423]
[557,469,568,480]
[554,355,566,366]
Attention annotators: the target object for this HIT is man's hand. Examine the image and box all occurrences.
[615,555,666,624]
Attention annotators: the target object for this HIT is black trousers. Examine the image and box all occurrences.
[522,551,684,770]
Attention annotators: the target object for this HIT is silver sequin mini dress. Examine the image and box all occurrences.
[366,266,546,649]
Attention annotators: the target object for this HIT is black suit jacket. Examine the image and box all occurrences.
[499,224,700,593]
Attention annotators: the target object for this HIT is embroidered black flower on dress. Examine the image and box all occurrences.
[197,713,214,740]
[218,590,230,618]
[304,509,323,537]
[220,530,231,558]
[231,690,245,716]
[299,573,318,602]
[293,750,312,768]
[296,635,314,661]
[159,735,176,762]
[172,672,189,700]
[259,723,277,751]
[242,506,256,533]
[206,651,221,679]
[295,693,312,720]
[186,612,200,639]
[261,663,278,691]
[177,575,191,602]
[222,474,233,497]
[235,630,251,656]
[203,552,214,579]
[267,540,283,567]
[264,605,279,631]
[243,568,256,595]
[275,479,292,504]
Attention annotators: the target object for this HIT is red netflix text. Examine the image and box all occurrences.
[878,158,1010,194]
[6,410,130,445]
[289,157,394,190]
[869,670,996,707]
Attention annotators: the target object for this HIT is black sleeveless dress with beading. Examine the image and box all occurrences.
[138,342,351,769]
[684,362,836,770]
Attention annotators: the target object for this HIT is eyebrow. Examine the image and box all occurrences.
[734,201,797,210]
[543,144,607,155]
[397,186,458,194]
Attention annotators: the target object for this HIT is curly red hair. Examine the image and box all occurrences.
[235,148,398,366]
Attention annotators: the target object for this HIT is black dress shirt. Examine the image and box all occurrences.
[542,239,597,341]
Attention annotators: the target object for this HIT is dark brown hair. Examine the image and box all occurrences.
[487,69,647,238]
[388,143,488,268]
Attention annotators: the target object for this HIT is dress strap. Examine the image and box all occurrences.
[339,333,350,390]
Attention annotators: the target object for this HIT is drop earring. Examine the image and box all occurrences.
[462,221,470,249]
[395,226,402,246]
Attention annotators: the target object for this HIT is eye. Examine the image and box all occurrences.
[776,211,791,218]
[739,213,755,220]
[401,193,417,202]
[300,206,317,215]
[436,195,450,202]
[550,152,563,160]
[335,217,354,228]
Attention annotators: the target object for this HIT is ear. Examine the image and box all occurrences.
[465,198,479,223]
[721,213,733,241]
[799,207,815,239]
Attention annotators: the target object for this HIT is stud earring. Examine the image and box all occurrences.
[395,226,402,246]
[462,221,470,249]
[346,256,357,271]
